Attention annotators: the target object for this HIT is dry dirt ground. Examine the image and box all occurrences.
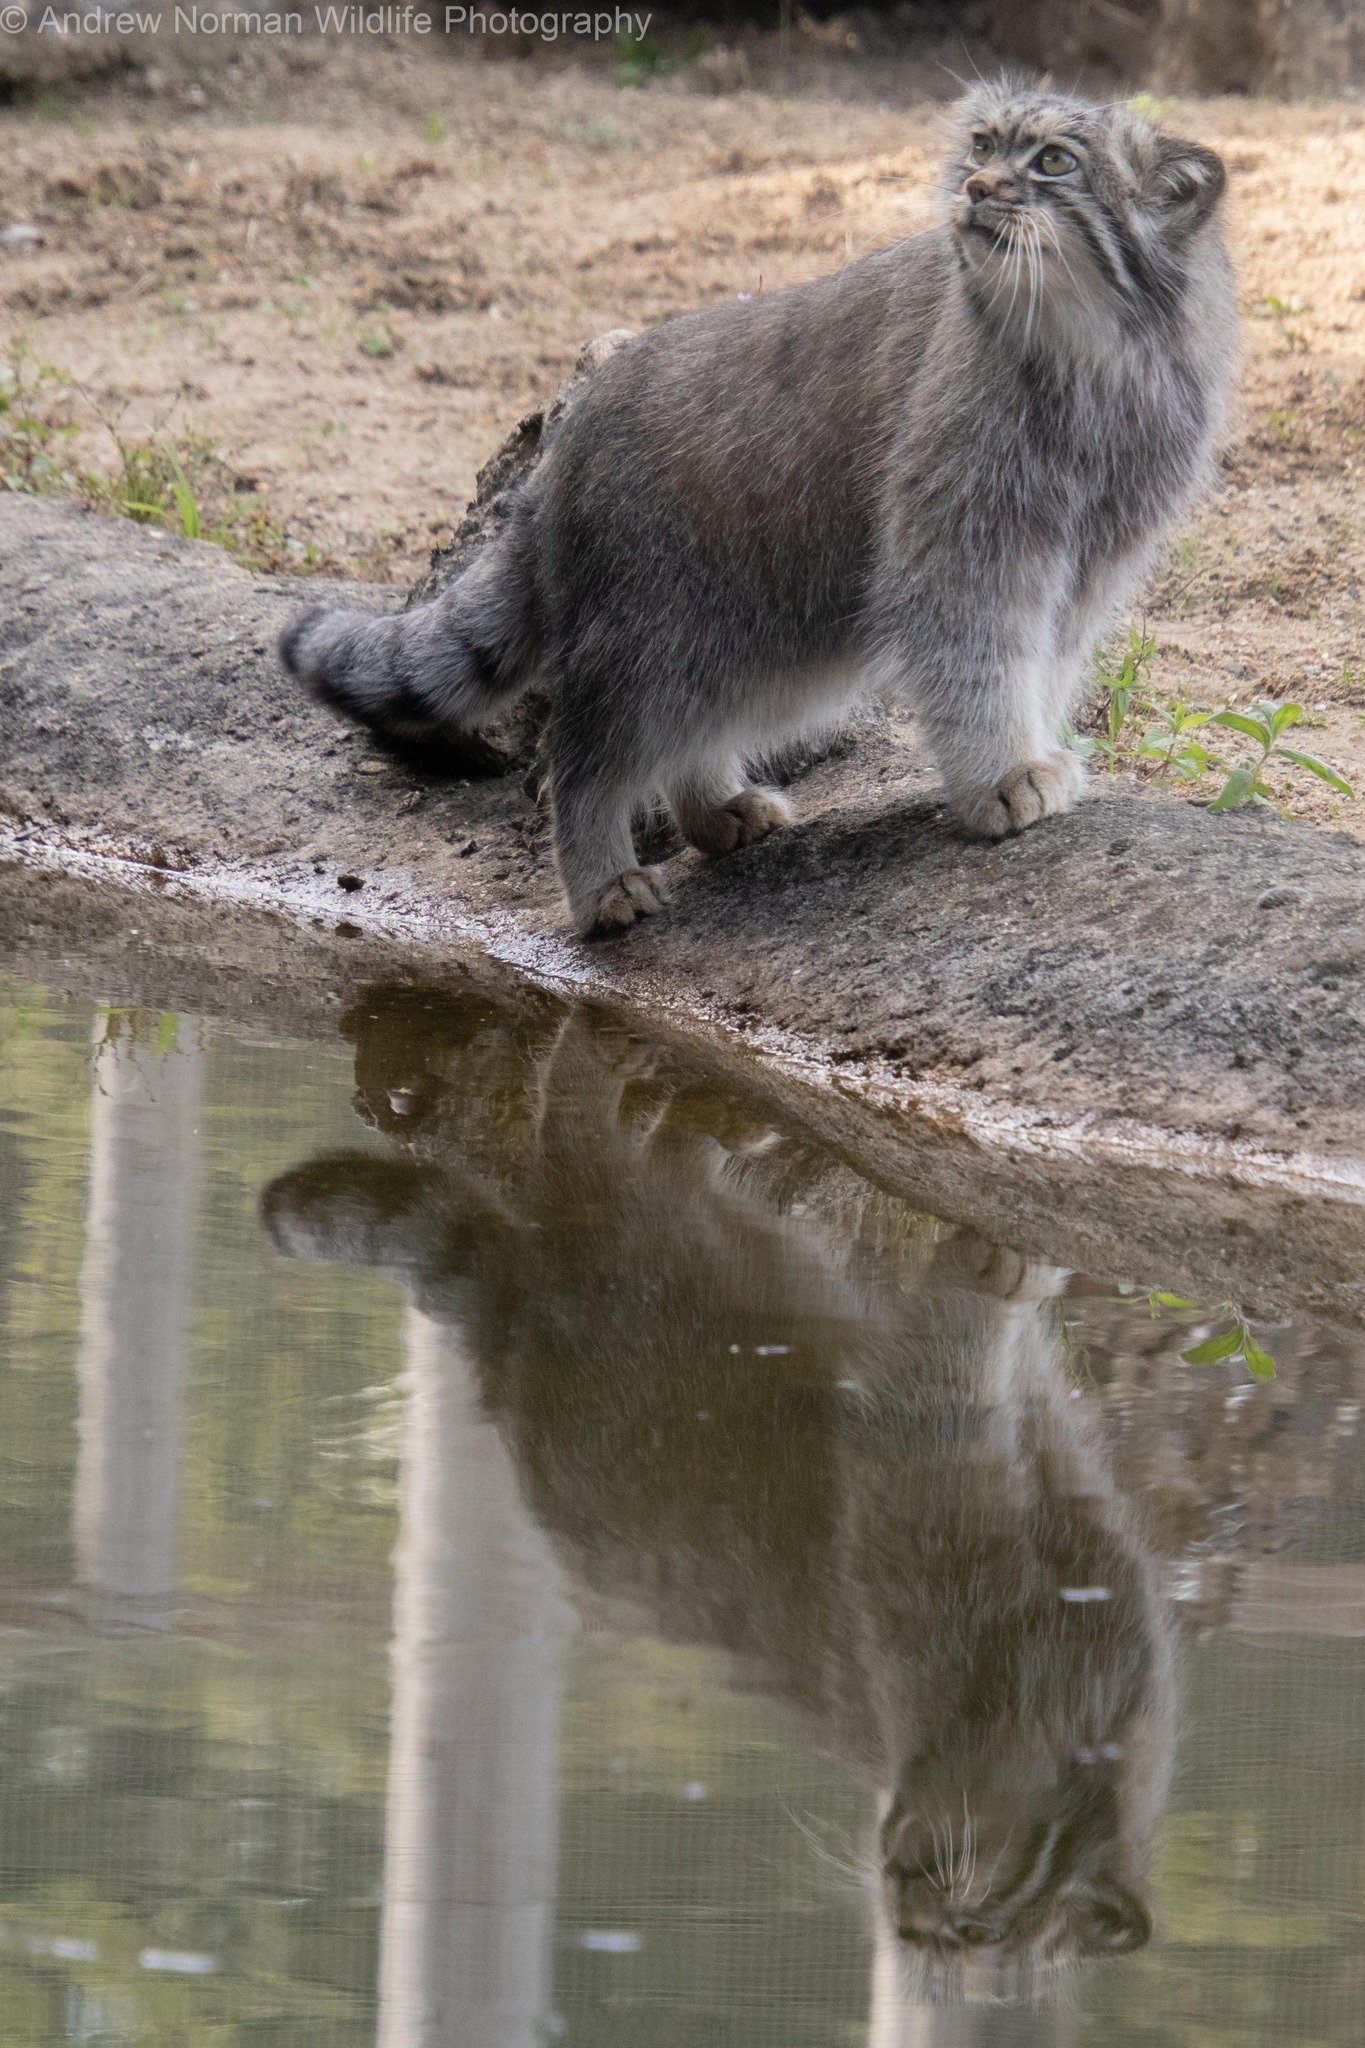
[2,41,1364,818]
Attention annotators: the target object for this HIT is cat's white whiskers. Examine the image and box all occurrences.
[1009,224,1028,328]
[980,228,1014,318]
[957,1795,978,1900]
[1029,219,1045,345]
[785,1806,878,1892]
[991,219,1026,329]
[931,1818,951,1894]
[1037,208,1083,297]
[1019,218,1040,347]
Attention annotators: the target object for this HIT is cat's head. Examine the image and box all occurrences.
[877,1732,1154,1992]
[942,82,1226,348]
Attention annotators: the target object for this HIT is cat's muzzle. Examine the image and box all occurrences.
[960,198,1022,244]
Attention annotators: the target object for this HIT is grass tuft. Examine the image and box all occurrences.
[2,330,330,574]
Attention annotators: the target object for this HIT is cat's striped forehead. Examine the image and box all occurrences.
[945,83,1151,178]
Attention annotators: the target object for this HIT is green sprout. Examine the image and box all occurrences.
[1208,699,1354,810]
[1090,624,1158,767]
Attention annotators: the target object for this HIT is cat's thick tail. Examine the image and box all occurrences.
[278,514,541,744]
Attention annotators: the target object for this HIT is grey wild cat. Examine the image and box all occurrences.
[263,990,1175,1993]
[280,82,1235,935]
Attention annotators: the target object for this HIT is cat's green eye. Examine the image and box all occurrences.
[970,135,995,165]
[1035,146,1079,178]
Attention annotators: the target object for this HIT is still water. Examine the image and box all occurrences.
[1,966,1363,2046]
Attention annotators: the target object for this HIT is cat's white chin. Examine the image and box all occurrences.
[951,752,1086,840]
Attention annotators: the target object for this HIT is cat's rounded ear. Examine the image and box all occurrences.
[1145,139,1226,235]
[1075,1873,1153,1956]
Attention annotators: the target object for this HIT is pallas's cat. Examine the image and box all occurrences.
[281,84,1234,934]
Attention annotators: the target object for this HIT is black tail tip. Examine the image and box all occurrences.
[278,606,329,684]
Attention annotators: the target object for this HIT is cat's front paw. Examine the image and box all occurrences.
[953,753,1084,840]
[580,866,670,936]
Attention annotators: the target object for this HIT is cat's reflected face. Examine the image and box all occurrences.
[880,1744,1152,1968]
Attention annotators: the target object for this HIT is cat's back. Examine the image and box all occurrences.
[537,228,955,560]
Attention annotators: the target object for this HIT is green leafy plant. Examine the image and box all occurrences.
[1090,624,1158,766]
[0,335,78,493]
[2,332,327,574]
[165,450,203,539]
[1086,626,1354,814]
[82,432,215,539]
[1133,697,1216,782]
[1126,1290,1277,1380]
[1251,293,1309,351]
[214,497,322,573]
[1207,699,1354,810]
[423,112,447,144]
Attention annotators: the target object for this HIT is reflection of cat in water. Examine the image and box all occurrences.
[262,989,1174,1997]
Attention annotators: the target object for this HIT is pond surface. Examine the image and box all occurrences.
[1,964,1364,2046]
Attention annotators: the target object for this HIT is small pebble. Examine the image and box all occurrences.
[1,223,44,248]
[1257,886,1300,910]
[457,839,477,857]
[337,872,364,892]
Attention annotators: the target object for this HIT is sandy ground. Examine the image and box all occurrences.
[2,44,1363,818]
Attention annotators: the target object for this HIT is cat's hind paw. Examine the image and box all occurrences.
[682,787,793,858]
[580,866,670,936]
[953,753,1085,840]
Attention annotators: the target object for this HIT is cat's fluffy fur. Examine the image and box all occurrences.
[262,991,1175,1993]
[280,83,1235,935]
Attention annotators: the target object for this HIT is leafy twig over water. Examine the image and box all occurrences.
[1118,1288,1277,1380]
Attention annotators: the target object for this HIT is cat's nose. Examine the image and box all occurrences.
[965,172,1001,204]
